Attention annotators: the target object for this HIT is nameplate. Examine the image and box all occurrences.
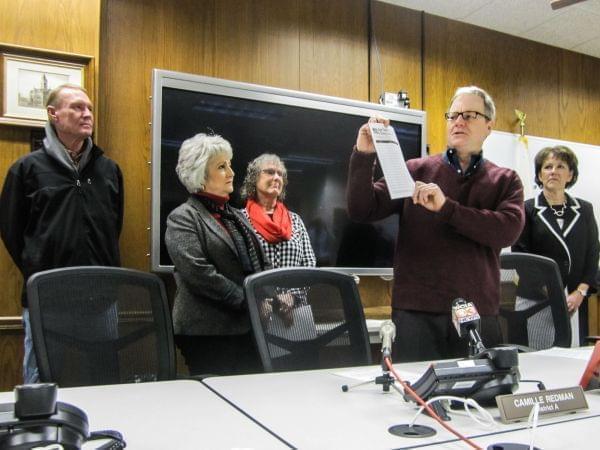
[496,386,588,423]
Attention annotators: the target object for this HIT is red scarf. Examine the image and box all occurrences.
[245,198,292,243]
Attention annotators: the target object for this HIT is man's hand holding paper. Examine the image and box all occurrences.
[365,118,415,199]
[355,116,389,154]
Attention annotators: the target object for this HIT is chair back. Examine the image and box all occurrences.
[244,268,371,372]
[27,266,176,387]
[499,252,571,349]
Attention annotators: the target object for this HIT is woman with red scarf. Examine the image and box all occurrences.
[241,154,316,325]
[241,153,316,269]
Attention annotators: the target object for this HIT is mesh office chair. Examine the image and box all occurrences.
[27,266,176,387]
[244,267,372,372]
[499,252,571,350]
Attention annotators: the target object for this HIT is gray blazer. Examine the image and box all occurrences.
[165,196,268,336]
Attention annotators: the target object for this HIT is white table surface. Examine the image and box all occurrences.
[204,347,600,450]
[0,379,290,450]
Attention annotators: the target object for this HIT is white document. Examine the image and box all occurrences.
[533,346,593,361]
[332,366,421,383]
[368,122,415,199]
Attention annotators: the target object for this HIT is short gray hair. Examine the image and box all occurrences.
[449,86,496,121]
[240,153,288,201]
[46,84,89,108]
[176,133,233,193]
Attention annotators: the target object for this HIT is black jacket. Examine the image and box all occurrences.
[0,139,123,306]
[513,192,599,294]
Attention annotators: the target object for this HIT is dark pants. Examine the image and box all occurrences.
[391,309,503,363]
[175,333,263,376]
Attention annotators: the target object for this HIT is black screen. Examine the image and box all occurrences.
[158,86,422,271]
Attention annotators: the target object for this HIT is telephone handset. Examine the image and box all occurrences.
[0,383,125,449]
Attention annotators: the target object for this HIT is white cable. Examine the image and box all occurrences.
[370,9,385,101]
[528,402,540,450]
[409,395,496,429]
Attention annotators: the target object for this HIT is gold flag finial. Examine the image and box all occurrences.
[515,109,528,148]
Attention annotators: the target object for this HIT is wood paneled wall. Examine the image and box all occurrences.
[425,15,558,152]
[558,51,600,145]
[423,15,600,153]
[98,0,369,271]
[0,0,101,390]
[369,2,422,109]
[1,0,599,388]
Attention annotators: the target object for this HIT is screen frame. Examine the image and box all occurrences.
[151,69,427,274]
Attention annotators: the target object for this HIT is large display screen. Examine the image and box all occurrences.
[151,71,426,274]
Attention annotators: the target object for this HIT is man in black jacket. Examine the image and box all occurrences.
[0,84,124,383]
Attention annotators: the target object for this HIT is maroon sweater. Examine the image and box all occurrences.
[347,150,525,315]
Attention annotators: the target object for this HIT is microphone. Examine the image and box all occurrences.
[451,298,485,356]
[341,320,397,393]
[451,297,480,337]
[379,320,396,367]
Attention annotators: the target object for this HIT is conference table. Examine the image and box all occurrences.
[0,379,289,449]
[1,348,598,449]
[203,347,600,449]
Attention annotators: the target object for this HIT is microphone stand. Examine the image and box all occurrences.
[468,327,486,358]
[342,359,452,420]
[341,350,402,394]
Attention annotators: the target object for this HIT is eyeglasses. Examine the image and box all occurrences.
[444,111,490,122]
[261,168,284,177]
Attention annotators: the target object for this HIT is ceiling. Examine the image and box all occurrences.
[381,0,600,59]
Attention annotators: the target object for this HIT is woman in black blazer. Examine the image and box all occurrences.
[165,133,269,375]
[513,145,599,343]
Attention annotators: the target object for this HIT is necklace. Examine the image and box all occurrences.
[549,202,567,217]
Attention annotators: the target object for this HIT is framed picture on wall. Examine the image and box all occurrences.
[0,44,93,128]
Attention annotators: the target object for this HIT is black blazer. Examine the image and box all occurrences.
[513,192,599,294]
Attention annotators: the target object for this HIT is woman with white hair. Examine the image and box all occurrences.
[165,133,269,375]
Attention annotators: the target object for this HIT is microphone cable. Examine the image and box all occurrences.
[520,379,546,391]
[384,356,483,450]
[527,401,540,450]
[409,396,495,430]
[368,0,385,103]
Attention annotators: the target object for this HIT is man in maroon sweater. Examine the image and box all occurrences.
[347,86,525,362]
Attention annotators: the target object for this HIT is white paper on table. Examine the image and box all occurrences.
[368,122,415,199]
[332,366,422,384]
[532,346,593,361]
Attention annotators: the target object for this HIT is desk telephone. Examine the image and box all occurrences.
[0,383,125,449]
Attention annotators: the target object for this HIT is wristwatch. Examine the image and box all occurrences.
[577,288,588,298]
